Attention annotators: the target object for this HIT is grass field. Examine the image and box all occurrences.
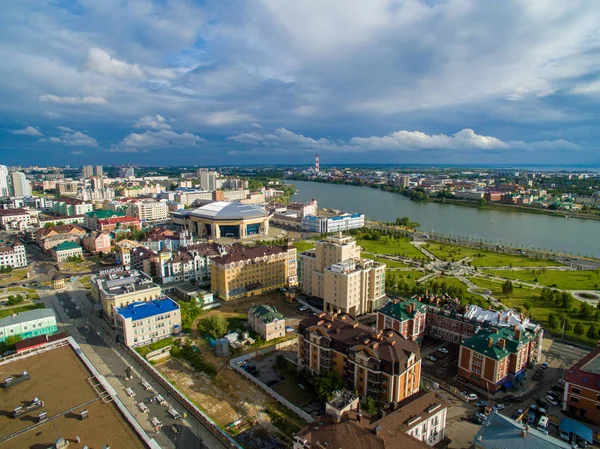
[361,253,409,268]
[293,240,315,253]
[357,236,425,259]
[484,269,600,290]
[0,268,31,285]
[79,276,91,289]
[0,303,45,319]
[424,243,561,268]
[423,276,469,291]
[7,287,35,294]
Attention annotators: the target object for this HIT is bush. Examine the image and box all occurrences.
[170,345,217,377]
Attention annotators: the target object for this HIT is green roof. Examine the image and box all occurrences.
[249,304,284,323]
[461,327,534,361]
[378,299,428,322]
[86,210,126,219]
[52,241,82,252]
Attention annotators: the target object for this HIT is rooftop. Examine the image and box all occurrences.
[461,327,535,361]
[92,269,160,296]
[564,346,600,390]
[249,304,284,323]
[0,339,148,449]
[189,201,268,220]
[86,209,126,219]
[378,299,428,321]
[473,411,570,449]
[116,297,179,321]
[0,308,55,328]
[212,244,288,265]
[0,208,29,216]
[52,241,82,251]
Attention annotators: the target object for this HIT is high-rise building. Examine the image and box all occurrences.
[0,165,10,197]
[119,167,135,178]
[197,168,218,191]
[11,171,32,197]
[94,165,103,177]
[82,165,94,178]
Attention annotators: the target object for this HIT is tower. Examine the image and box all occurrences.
[0,165,11,197]
[315,154,320,173]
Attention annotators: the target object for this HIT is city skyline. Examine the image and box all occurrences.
[1,1,600,165]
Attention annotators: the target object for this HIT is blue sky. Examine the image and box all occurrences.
[1,0,599,166]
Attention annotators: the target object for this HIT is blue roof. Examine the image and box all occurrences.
[560,418,593,443]
[116,298,179,321]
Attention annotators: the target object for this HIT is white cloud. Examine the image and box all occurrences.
[113,129,206,152]
[134,115,172,130]
[70,150,83,155]
[57,126,74,132]
[48,129,98,147]
[84,48,145,80]
[43,111,62,119]
[10,126,43,136]
[39,94,107,105]
[202,110,253,126]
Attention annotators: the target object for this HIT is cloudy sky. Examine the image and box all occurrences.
[1,0,600,166]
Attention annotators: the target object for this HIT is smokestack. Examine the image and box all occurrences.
[315,154,320,173]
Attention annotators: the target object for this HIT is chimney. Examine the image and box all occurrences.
[488,337,494,348]
[498,339,506,350]
[515,328,522,340]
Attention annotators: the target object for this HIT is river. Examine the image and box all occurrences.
[287,180,599,258]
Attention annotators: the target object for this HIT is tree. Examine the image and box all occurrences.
[574,322,585,337]
[523,302,533,316]
[563,317,573,332]
[587,324,599,341]
[313,371,345,403]
[561,292,573,310]
[502,280,513,295]
[202,315,228,339]
[363,396,377,415]
[580,302,593,319]
[547,313,559,330]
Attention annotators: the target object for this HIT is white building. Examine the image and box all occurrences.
[82,165,94,178]
[0,208,31,230]
[119,167,135,178]
[114,297,181,347]
[197,168,219,191]
[51,241,83,262]
[454,190,485,200]
[0,165,10,197]
[287,199,318,218]
[301,213,365,233]
[127,200,169,222]
[0,240,27,269]
[0,308,57,343]
[11,172,32,197]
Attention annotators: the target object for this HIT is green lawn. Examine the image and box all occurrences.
[357,236,425,259]
[0,268,31,285]
[0,303,45,319]
[293,240,315,253]
[361,253,409,268]
[79,276,91,289]
[483,269,600,290]
[424,243,560,268]
[423,276,468,291]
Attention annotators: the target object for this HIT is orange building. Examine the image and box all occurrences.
[298,313,421,409]
[563,347,600,423]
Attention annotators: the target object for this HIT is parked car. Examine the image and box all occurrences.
[298,305,308,312]
[474,401,487,408]
[493,404,505,411]
[438,348,449,354]
[577,437,589,448]
[504,395,520,403]
[171,424,181,434]
[540,362,549,369]
[466,393,479,402]
[546,396,559,406]
[552,384,565,392]
[547,391,560,400]
[511,409,524,419]
[426,355,437,362]
[536,399,550,409]
[475,413,487,422]
[560,429,570,441]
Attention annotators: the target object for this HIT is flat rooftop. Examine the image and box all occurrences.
[93,269,160,296]
[0,342,148,449]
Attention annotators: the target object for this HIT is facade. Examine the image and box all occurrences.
[298,313,421,409]
[301,213,365,233]
[51,241,83,262]
[0,240,27,269]
[11,172,32,197]
[52,273,66,289]
[248,305,285,341]
[139,228,193,252]
[323,258,386,315]
[377,299,428,342]
[52,197,93,216]
[0,208,31,230]
[90,269,162,319]
[172,201,271,239]
[155,243,225,285]
[82,231,112,254]
[0,165,10,197]
[97,216,141,232]
[82,165,94,178]
[36,224,86,251]
[299,234,361,299]
[0,308,57,342]
[210,244,297,300]
[114,297,181,347]
[85,209,126,230]
[127,200,169,222]
[458,326,537,393]
[563,347,600,424]
[286,199,318,218]
[114,239,140,267]
[198,168,219,191]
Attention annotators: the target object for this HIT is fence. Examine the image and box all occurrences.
[126,346,244,449]
[229,338,314,423]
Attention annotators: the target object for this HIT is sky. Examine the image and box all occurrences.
[1,0,600,166]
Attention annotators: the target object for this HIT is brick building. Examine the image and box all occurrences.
[563,347,600,424]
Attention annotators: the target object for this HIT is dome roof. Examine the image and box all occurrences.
[52,273,65,281]
[189,201,268,221]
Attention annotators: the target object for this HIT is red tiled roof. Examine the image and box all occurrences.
[98,216,140,225]
[0,208,29,216]
[564,346,600,391]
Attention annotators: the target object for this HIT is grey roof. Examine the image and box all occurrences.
[474,411,571,449]
[0,308,56,327]
[189,201,267,220]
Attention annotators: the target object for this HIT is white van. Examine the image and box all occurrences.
[536,416,549,433]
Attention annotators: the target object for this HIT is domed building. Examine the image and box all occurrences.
[52,273,66,290]
[171,201,271,239]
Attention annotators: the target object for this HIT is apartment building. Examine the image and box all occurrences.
[85,209,126,230]
[114,239,140,267]
[11,171,32,197]
[248,305,285,341]
[114,297,181,347]
[458,326,537,393]
[97,216,141,232]
[0,208,31,230]
[323,258,386,315]
[286,199,318,218]
[299,234,361,299]
[0,308,57,343]
[36,224,86,251]
[82,231,111,254]
[90,269,162,319]
[563,347,600,424]
[298,313,421,409]
[139,228,193,252]
[155,243,226,285]
[52,197,93,216]
[210,244,297,301]
[294,390,448,449]
[301,213,365,233]
[0,240,27,269]
[51,241,83,262]
[377,299,428,342]
[127,200,169,222]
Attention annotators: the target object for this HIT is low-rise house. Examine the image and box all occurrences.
[0,240,27,269]
[36,224,86,251]
[82,231,111,254]
[0,308,57,343]
[51,241,84,262]
[114,297,181,347]
[377,299,428,343]
[248,305,285,341]
[85,209,126,230]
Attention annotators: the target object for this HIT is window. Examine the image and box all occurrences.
[571,397,580,403]
[572,387,581,394]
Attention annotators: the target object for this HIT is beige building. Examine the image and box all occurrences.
[114,239,140,267]
[127,200,169,222]
[210,244,297,301]
[90,269,162,319]
[0,208,31,231]
[51,241,83,262]
[114,297,181,347]
[248,305,286,341]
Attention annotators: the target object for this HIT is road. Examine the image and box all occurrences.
[41,282,231,449]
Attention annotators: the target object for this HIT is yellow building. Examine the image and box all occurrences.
[210,244,297,300]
